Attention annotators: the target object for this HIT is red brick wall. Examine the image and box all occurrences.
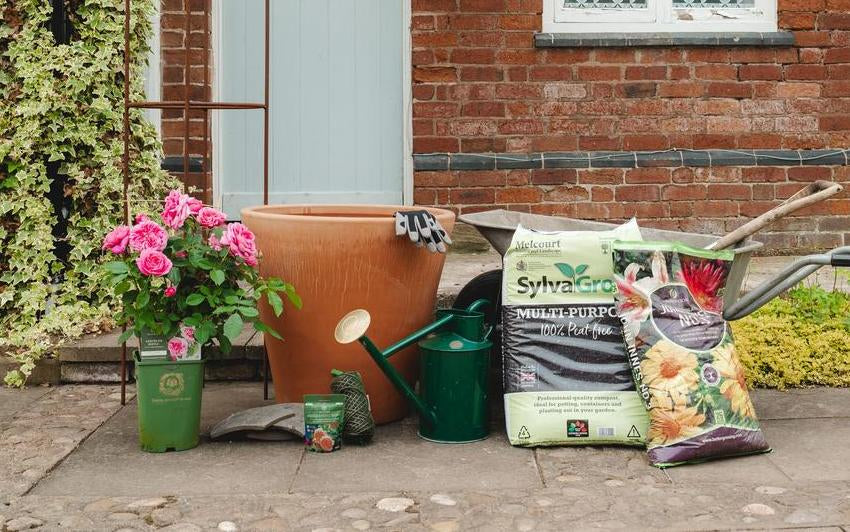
[159,0,212,201]
[411,0,850,153]
[415,166,850,250]
[411,0,850,250]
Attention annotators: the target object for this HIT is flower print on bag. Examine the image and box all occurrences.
[640,340,700,394]
[613,242,770,467]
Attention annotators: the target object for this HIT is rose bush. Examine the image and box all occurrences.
[103,189,299,353]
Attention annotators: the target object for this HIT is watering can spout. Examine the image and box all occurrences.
[334,310,439,427]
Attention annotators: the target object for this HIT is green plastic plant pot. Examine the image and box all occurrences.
[134,352,205,453]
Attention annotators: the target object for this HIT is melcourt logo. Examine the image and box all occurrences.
[514,239,560,250]
[516,262,615,299]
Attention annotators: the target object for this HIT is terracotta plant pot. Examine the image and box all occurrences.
[242,205,455,424]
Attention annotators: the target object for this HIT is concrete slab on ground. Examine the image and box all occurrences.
[5,383,850,530]
[31,383,301,497]
[293,418,541,493]
[0,386,51,425]
[749,388,850,420]
[762,418,850,482]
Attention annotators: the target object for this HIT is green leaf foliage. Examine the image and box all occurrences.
[223,313,244,342]
[0,0,180,386]
[731,285,850,389]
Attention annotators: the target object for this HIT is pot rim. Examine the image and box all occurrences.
[241,204,456,224]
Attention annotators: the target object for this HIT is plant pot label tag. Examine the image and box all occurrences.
[140,331,168,359]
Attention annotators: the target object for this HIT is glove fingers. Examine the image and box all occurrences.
[415,214,432,239]
[425,215,452,245]
[394,212,407,236]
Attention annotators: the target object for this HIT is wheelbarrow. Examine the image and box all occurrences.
[453,180,844,385]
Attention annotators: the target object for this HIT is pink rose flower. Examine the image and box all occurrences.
[136,249,172,277]
[175,250,187,259]
[129,220,169,252]
[219,222,258,267]
[196,207,227,228]
[208,234,223,251]
[134,213,149,224]
[164,286,177,298]
[180,325,195,342]
[161,189,192,229]
[102,225,130,254]
[187,197,204,214]
[167,337,189,361]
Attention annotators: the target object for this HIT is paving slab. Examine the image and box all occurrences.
[293,417,541,493]
[762,418,850,483]
[665,451,791,486]
[751,388,850,420]
[534,444,669,490]
[31,383,302,497]
[0,386,51,426]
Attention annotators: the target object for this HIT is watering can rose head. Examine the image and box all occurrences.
[101,189,302,354]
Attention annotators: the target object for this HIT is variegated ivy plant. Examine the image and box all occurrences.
[0,0,178,385]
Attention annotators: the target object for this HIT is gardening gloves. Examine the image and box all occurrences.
[394,210,452,253]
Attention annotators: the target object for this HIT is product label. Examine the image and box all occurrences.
[504,391,649,446]
[504,228,634,306]
[140,330,168,359]
[502,303,635,393]
[649,284,726,351]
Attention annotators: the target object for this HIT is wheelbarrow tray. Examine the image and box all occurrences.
[458,209,762,308]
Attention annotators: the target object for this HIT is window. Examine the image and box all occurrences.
[544,0,777,33]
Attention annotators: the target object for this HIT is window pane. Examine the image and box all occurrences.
[672,0,754,7]
[562,0,648,8]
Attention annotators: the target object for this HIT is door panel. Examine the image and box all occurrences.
[218,0,405,219]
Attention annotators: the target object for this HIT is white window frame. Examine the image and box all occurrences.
[544,0,777,33]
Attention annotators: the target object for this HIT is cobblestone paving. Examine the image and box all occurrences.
[0,385,133,500]
[2,482,849,531]
[1,385,848,531]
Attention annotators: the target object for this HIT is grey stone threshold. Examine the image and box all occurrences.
[534,31,794,48]
[414,149,850,171]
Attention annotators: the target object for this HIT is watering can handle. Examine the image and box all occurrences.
[708,180,843,251]
[466,299,490,312]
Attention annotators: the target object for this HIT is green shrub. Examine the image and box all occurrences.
[731,285,850,388]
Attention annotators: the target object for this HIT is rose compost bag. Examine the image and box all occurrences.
[502,221,650,447]
[612,242,770,467]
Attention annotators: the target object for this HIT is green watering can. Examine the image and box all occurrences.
[334,300,492,443]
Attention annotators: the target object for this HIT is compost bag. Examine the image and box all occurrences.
[502,221,650,447]
[612,242,770,467]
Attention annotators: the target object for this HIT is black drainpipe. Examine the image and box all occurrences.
[47,0,73,268]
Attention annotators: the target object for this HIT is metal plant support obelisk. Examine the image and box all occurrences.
[121,0,271,404]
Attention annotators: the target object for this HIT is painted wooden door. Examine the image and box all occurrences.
[217,0,406,219]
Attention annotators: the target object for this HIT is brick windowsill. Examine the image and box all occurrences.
[534,32,795,48]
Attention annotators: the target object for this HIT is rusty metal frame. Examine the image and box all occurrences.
[121,0,270,404]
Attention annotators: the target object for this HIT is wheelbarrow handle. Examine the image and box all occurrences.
[709,180,843,251]
[724,246,850,321]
